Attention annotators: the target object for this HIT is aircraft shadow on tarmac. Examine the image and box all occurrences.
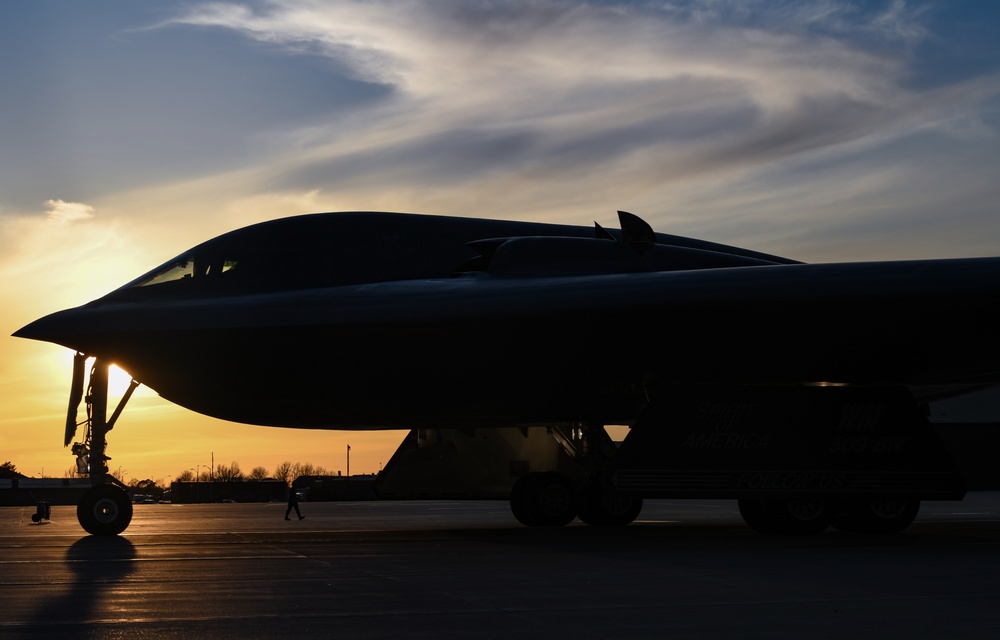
[26,536,136,631]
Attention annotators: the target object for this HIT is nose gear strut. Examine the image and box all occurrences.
[67,355,140,535]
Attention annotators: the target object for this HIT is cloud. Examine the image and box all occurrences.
[156,4,887,177]
[155,2,944,175]
[44,199,95,224]
[96,1,1000,256]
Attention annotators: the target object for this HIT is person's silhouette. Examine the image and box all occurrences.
[285,484,304,520]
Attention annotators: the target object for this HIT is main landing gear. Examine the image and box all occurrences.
[508,471,644,527]
[508,424,644,527]
[66,354,140,536]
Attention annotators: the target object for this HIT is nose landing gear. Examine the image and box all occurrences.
[66,354,139,536]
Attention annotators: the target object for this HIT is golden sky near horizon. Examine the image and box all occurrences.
[3,1,1000,483]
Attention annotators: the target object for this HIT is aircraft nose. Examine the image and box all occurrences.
[14,314,57,340]
[13,307,91,351]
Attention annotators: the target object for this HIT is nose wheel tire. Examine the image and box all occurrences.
[78,484,133,536]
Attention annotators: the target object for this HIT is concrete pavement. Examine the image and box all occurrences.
[3,496,1000,639]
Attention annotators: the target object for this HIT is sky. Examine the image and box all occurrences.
[2,0,1000,483]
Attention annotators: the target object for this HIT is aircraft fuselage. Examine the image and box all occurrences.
[14,211,1000,429]
[15,210,1000,536]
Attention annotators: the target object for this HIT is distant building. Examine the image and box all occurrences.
[294,474,378,501]
[169,479,287,503]
[0,478,92,506]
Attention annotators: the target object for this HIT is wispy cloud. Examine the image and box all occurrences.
[44,199,95,224]
[143,0,1000,255]
[5,1,995,259]
[162,1,894,177]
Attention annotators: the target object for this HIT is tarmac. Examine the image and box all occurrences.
[3,495,1000,639]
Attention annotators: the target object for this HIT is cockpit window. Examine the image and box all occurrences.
[136,255,238,287]
[137,256,195,287]
[215,260,238,275]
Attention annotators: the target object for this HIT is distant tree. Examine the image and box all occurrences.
[273,461,293,484]
[129,478,164,498]
[274,462,332,482]
[248,466,269,481]
[214,461,244,482]
[292,462,315,479]
[0,461,25,479]
[63,465,85,479]
[176,469,195,482]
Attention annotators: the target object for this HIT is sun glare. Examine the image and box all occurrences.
[48,350,151,407]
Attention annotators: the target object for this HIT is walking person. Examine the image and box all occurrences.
[285,484,304,520]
